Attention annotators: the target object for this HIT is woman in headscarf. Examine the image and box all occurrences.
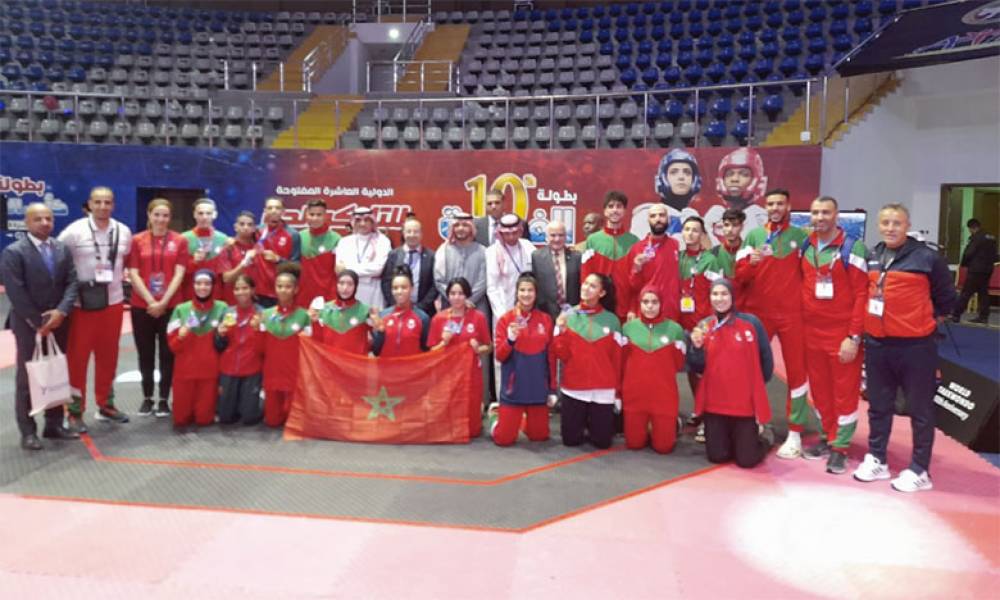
[687,279,775,468]
[310,269,373,356]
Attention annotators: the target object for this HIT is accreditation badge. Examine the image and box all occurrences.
[680,295,696,313]
[148,272,165,296]
[815,275,834,300]
[868,296,885,317]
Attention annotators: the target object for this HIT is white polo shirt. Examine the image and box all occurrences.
[58,216,132,305]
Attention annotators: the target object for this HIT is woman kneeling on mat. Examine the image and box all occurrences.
[621,286,687,454]
[215,273,263,426]
[311,269,373,356]
[552,273,623,450]
[687,279,775,468]
[489,273,554,446]
[259,263,312,427]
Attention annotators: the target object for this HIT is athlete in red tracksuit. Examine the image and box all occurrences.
[180,198,229,302]
[800,200,869,474]
[552,273,624,449]
[297,199,341,307]
[219,211,259,305]
[621,286,686,453]
[581,191,640,322]
[311,270,373,356]
[625,203,681,321]
[734,189,810,459]
[258,266,312,427]
[167,270,228,427]
[215,273,264,425]
[251,197,301,307]
[372,267,430,358]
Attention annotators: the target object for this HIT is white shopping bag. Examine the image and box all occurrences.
[27,333,71,416]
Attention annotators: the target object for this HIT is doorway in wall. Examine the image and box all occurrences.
[939,184,999,264]
[135,187,207,233]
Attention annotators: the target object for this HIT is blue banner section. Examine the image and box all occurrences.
[838,0,1000,77]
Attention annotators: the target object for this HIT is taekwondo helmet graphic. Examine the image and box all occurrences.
[715,147,768,207]
[655,148,702,210]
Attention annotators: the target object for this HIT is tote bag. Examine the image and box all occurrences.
[27,333,71,416]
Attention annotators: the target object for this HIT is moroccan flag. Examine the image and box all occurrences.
[285,338,474,443]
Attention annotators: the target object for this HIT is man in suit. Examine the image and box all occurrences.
[381,217,437,315]
[475,188,530,246]
[0,203,80,450]
[952,218,998,324]
[533,220,581,319]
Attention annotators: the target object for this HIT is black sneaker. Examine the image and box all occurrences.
[803,440,831,461]
[138,398,155,416]
[154,400,171,418]
[66,414,88,434]
[96,407,130,424]
[826,451,848,474]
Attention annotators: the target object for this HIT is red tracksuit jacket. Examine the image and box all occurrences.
[689,312,772,421]
[800,230,869,350]
[626,234,681,320]
[621,315,686,414]
[218,304,263,377]
[551,305,623,396]
[735,220,808,317]
[167,299,228,381]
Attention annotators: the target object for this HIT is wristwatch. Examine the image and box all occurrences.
[848,334,861,344]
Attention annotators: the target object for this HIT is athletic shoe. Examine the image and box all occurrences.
[891,468,933,493]
[826,451,848,475]
[686,412,702,427]
[853,453,891,482]
[776,435,802,459]
[155,400,171,418]
[65,414,88,434]
[138,398,155,416]
[803,440,831,461]
[95,407,130,424]
[694,423,705,443]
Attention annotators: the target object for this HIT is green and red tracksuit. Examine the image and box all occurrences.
[297,226,341,307]
[258,304,312,427]
[215,304,264,425]
[167,299,228,427]
[551,305,624,449]
[313,298,372,355]
[621,311,686,453]
[625,233,681,321]
[711,239,744,306]
[429,308,492,439]
[493,307,555,446]
[735,218,810,432]
[678,248,721,331]
[218,238,255,305]
[250,223,301,302]
[181,227,230,301]
[801,229,868,454]
[582,226,640,321]
[864,237,956,475]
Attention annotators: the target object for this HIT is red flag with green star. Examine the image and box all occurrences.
[284,338,474,443]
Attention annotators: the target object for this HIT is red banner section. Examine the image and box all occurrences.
[272,146,822,247]
[285,339,474,444]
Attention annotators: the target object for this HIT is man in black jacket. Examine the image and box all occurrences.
[0,204,80,450]
[952,218,997,324]
[381,217,437,315]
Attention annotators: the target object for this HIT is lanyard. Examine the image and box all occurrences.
[501,242,524,273]
[151,233,167,274]
[709,314,731,333]
[811,238,840,274]
[764,227,781,246]
[393,308,409,349]
[876,249,897,291]
[88,219,118,265]
[356,235,374,264]
[448,308,467,336]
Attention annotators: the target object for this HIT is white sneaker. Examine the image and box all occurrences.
[853,453,891,482]
[891,468,933,493]
[776,435,802,459]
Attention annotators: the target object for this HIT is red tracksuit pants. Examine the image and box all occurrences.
[67,304,124,414]
[173,379,217,427]
[624,410,678,454]
[805,343,863,451]
[758,311,809,432]
[264,388,293,428]
[493,404,549,446]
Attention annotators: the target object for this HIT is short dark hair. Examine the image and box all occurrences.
[682,215,706,232]
[604,190,628,208]
[236,210,256,222]
[486,189,503,200]
[233,273,256,289]
[275,261,300,283]
[392,264,413,285]
[446,277,472,298]
[305,198,328,211]
[813,195,839,209]
[721,208,746,223]
[764,188,790,201]
[967,218,982,228]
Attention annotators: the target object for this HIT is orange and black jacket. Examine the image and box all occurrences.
[865,237,956,340]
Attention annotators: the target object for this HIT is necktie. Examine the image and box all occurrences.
[408,250,419,301]
[553,250,565,306]
[40,241,55,276]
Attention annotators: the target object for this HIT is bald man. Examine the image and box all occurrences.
[2,204,80,449]
[625,203,681,320]
[532,220,581,320]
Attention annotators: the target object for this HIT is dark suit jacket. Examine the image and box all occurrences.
[961,231,998,274]
[474,216,530,246]
[1,235,78,331]
[381,245,437,314]
[532,246,581,319]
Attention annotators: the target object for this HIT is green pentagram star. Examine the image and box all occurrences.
[362,386,404,421]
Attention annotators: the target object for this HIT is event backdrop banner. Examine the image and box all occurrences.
[0,142,821,251]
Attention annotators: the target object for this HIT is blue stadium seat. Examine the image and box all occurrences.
[829,20,849,36]
[632,14,648,28]
[547,20,560,33]
[643,2,658,15]
[717,33,734,48]
[37,51,54,67]
[561,7,574,20]
[696,49,713,66]
[656,52,671,69]
[705,63,726,82]
[879,0,898,16]
[834,34,853,52]
[67,66,86,82]
[678,38,694,52]
[764,73,784,94]
[642,67,660,85]
[639,40,654,54]
[737,30,755,46]
[808,6,827,22]
[706,20,723,36]
[2,64,23,82]
[804,0,823,8]
[805,53,825,74]
[615,28,629,43]
[616,54,633,69]
[787,10,804,25]
[636,54,652,69]
[616,15,630,28]
[626,2,640,16]
[808,38,827,54]
[663,65,681,85]
[17,35,35,51]
[784,38,803,56]
[619,41,634,55]
[753,59,774,78]
[670,23,685,38]
[632,27,648,42]
[735,96,753,119]
[806,23,824,39]
[684,64,703,85]
[663,99,684,124]
[697,36,714,51]
[761,29,778,44]
[651,25,666,40]
[38,38,55,53]
[739,45,756,61]
[657,39,672,53]
[25,64,45,82]
[716,77,738,97]
[581,18,594,30]
[598,16,612,29]
[705,120,726,146]
[779,56,799,76]
[725,4,741,19]
[763,94,785,121]
[855,1,874,17]
[685,98,707,119]
[688,21,704,37]
[676,51,693,68]
[593,5,607,18]
[746,15,763,31]
[832,4,850,19]
[580,30,594,43]
[47,66,64,82]
[620,67,638,86]
[717,46,735,64]
[578,6,592,19]
[710,97,732,119]
[854,18,873,36]
[598,30,611,44]
[761,42,779,58]
[730,60,748,80]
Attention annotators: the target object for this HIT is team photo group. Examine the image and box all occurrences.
[3,181,955,495]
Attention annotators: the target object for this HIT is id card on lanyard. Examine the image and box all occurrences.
[681,264,697,313]
[869,251,895,317]
[813,243,836,300]
[761,228,780,257]
[148,235,167,297]
[90,221,118,283]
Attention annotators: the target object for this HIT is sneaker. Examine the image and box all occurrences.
[891,468,933,493]
[826,451,848,474]
[776,435,803,459]
[803,440,831,461]
[138,398,155,416]
[154,400,171,418]
[65,414,88,434]
[95,407,130,424]
[853,453,891,482]
[686,412,702,427]
[694,423,706,443]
